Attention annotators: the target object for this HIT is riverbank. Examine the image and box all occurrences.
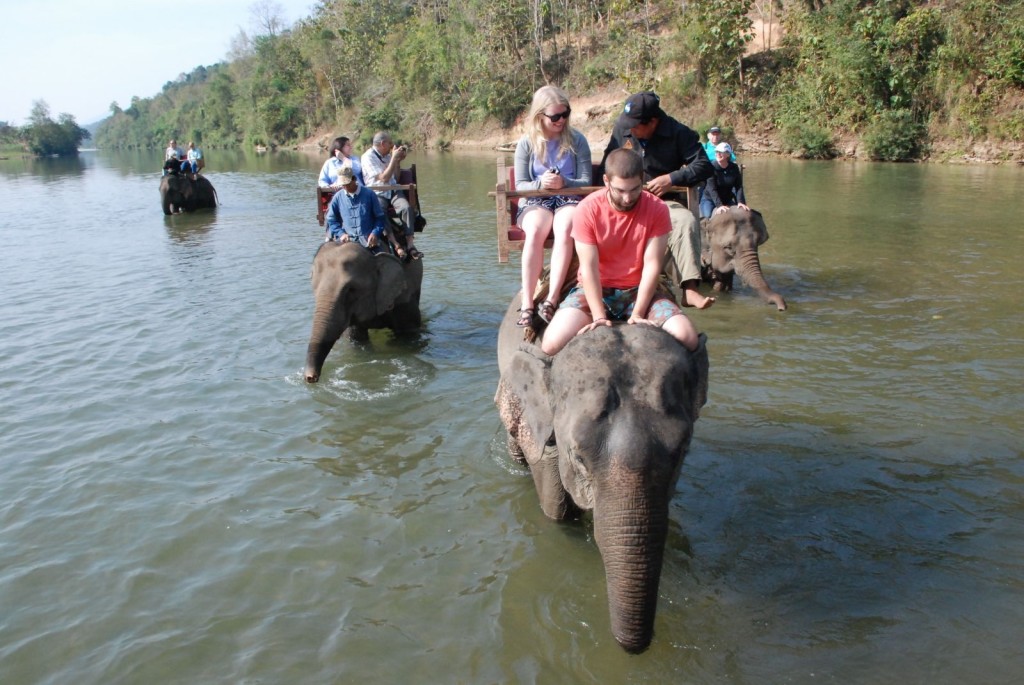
[297,88,1024,166]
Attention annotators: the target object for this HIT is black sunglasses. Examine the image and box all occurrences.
[541,108,571,122]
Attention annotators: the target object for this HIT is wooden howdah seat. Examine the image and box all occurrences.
[317,165,420,229]
[491,157,700,263]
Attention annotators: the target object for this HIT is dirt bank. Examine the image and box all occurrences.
[298,88,1023,166]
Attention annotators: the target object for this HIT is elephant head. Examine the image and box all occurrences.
[702,207,787,311]
[159,175,218,215]
[496,300,708,652]
[304,241,422,383]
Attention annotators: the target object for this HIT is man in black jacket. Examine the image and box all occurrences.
[601,92,714,308]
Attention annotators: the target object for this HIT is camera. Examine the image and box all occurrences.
[549,167,560,175]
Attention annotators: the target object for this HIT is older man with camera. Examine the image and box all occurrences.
[361,131,422,260]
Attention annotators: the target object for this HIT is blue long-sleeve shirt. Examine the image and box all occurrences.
[325,185,387,245]
[318,157,364,188]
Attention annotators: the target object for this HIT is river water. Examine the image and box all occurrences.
[1,149,1022,684]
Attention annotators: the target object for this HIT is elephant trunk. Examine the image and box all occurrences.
[593,473,670,654]
[303,303,348,383]
[736,248,787,311]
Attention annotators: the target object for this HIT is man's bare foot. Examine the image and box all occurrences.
[684,288,715,309]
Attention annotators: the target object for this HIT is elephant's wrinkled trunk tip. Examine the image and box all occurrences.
[617,635,652,654]
[304,371,320,384]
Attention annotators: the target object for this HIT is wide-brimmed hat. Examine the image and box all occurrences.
[617,92,663,128]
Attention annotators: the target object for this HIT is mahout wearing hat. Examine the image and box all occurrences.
[617,92,663,128]
[337,166,356,184]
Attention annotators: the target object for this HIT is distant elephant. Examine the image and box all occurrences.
[701,207,787,311]
[304,241,423,383]
[159,174,218,215]
[495,294,709,653]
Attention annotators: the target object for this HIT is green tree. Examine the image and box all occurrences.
[24,100,87,156]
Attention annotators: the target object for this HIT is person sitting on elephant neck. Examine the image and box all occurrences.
[162,150,188,177]
[700,142,750,220]
[540,149,701,356]
[602,91,714,310]
[361,131,422,261]
[324,166,400,256]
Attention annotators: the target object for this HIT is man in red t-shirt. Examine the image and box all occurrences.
[540,148,700,356]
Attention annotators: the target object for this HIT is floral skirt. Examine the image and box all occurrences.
[516,194,581,225]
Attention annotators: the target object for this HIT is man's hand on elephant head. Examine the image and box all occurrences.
[577,317,612,336]
[627,315,657,327]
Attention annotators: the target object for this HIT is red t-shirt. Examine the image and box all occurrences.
[571,189,671,288]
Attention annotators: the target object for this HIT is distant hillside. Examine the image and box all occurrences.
[81,119,105,142]
[92,0,1024,163]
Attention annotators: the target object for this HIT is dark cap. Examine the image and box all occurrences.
[617,92,663,128]
[708,126,721,133]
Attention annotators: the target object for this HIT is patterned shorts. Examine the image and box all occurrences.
[516,195,581,225]
[560,286,683,326]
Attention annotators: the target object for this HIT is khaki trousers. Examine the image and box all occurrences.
[662,200,702,285]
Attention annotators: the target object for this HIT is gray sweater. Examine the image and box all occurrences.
[514,128,592,190]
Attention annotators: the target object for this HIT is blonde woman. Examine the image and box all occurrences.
[513,85,592,327]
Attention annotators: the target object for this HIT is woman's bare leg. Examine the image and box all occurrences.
[520,208,554,311]
[546,206,576,305]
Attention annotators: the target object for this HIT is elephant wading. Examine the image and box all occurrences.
[701,207,787,311]
[495,294,709,653]
[304,241,422,383]
[159,174,218,215]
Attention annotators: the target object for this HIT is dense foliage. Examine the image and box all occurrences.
[84,0,1024,161]
[5,101,89,157]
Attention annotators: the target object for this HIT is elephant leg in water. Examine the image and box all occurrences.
[303,241,423,383]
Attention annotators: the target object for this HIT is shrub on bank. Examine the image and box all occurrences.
[780,119,837,160]
[862,109,929,161]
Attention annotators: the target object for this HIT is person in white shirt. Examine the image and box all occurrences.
[360,131,421,260]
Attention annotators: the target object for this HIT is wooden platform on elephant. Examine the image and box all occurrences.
[489,157,700,263]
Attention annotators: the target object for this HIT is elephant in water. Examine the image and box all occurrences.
[701,207,787,310]
[304,241,422,383]
[495,294,709,653]
[159,174,218,215]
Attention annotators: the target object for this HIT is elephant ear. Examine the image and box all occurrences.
[374,254,407,316]
[749,209,770,246]
[689,333,710,419]
[503,345,554,465]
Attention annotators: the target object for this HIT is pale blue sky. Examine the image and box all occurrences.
[1,0,316,126]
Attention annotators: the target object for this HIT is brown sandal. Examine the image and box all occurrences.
[538,299,557,323]
[516,308,534,327]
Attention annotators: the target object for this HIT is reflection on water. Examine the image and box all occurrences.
[163,210,218,244]
[0,149,1022,684]
[0,153,86,180]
